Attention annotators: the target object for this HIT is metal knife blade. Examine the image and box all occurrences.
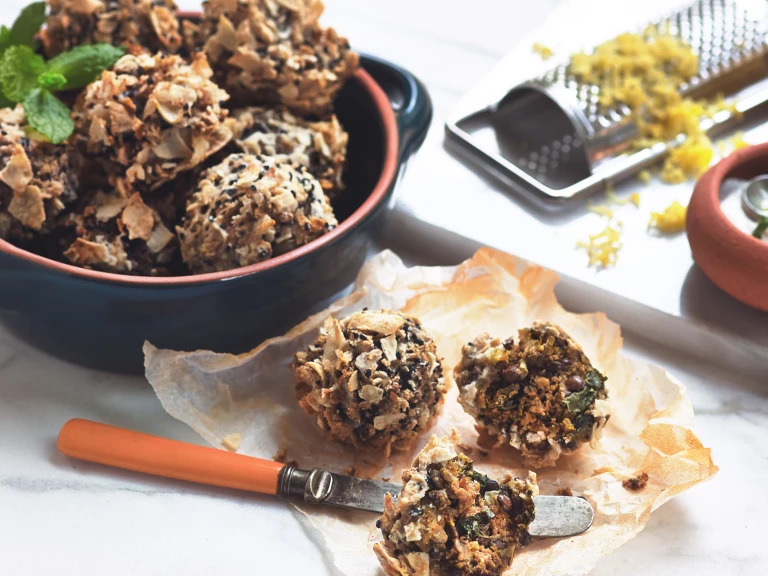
[278,466,594,538]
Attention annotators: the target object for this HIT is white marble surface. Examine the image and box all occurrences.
[1,1,767,575]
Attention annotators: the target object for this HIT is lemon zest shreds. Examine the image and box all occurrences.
[660,136,714,183]
[588,203,614,218]
[577,223,623,268]
[532,43,554,60]
[638,170,652,184]
[629,192,641,207]
[649,201,687,233]
[730,132,749,151]
[568,27,729,182]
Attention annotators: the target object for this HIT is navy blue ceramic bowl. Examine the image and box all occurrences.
[0,55,432,373]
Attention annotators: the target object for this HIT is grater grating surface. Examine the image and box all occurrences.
[446,0,768,203]
[543,0,768,130]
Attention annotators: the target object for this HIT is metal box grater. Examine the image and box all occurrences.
[445,0,768,204]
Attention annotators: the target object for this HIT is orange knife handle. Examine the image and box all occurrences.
[58,418,285,495]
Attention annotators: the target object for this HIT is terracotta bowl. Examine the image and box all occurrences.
[687,143,768,311]
[0,55,433,373]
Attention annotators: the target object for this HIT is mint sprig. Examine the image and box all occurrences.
[23,87,74,145]
[0,2,126,145]
[46,44,126,91]
[0,46,45,102]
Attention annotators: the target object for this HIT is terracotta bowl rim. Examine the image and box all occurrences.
[0,67,399,286]
[693,142,768,255]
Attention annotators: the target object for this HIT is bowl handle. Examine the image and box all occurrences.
[360,55,433,160]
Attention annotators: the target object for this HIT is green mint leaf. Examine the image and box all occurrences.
[46,44,125,91]
[752,217,768,239]
[9,2,47,48]
[22,88,74,144]
[38,71,67,91]
[0,45,45,103]
[0,91,12,109]
[0,26,11,55]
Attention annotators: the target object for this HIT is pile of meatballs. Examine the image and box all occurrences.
[0,0,358,275]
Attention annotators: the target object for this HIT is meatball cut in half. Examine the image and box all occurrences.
[177,152,337,273]
[455,321,610,468]
[41,0,182,57]
[374,432,537,576]
[71,52,232,197]
[293,309,445,455]
[185,0,359,115]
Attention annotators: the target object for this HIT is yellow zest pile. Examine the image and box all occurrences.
[649,200,687,233]
[579,187,641,267]
[532,42,554,60]
[569,26,737,183]
[717,131,749,156]
[577,223,624,268]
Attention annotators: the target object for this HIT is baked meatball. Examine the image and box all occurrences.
[177,152,336,273]
[0,106,78,243]
[374,433,537,576]
[293,309,445,455]
[41,0,182,57]
[71,52,232,197]
[184,0,359,115]
[59,190,177,275]
[455,321,610,467]
[231,106,347,199]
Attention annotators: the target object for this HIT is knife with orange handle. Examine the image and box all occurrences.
[57,418,593,538]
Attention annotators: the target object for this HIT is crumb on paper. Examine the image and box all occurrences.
[622,473,649,491]
[532,42,554,60]
[556,487,574,497]
[577,222,623,268]
[222,433,242,452]
[273,443,288,463]
[649,201,687,234]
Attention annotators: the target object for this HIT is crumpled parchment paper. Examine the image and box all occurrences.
[144,248,717,576]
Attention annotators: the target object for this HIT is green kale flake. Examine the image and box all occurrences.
[467,468,489,489]
[564,369,606,414]
[458,509,495,539]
